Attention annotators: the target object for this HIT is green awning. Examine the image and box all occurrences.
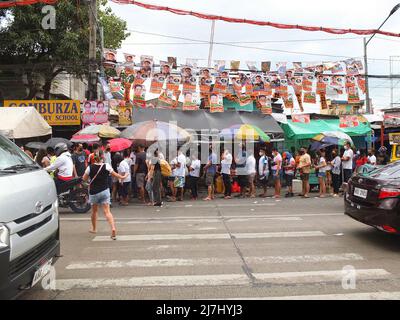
[223,98,254,112]
[282,119,372,140]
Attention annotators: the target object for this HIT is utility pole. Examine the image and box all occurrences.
[363,38,371,114]
[207,20,215,68]
[88,0,98,100]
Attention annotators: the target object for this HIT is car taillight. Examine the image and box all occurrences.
[382,225,398,233]
[378,188,400,199]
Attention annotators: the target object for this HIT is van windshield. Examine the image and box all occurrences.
[0,136,38,171]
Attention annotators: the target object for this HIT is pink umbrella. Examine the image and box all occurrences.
[108,138,132,152]
[70,134,100,143]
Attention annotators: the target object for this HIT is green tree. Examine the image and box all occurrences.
[0,0,129,100]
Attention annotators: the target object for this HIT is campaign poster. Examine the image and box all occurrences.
[150,73,166,94]
[331,62,345,74]
[278,79,289,99]
[140,55,153,77]
[340,115,359,128]
[270,73,281,89]
[182,75,197,93]
[133,70,149,85]
[199,76,212,97]
[166,75,181,93]
[293,77,303,94]
[284,94,294,109]
[292,114,310,124]
[303,92,317,104]
[252,74,265,92]
[160,61,172,76]
[103,49,117,69]
[182,91,200,111]
[331,75,345,94]
[118,105,133,126]
[167,56,177,69]
[82,101,109,126]
[276,62,287,76]
[231,77,243,95]
[293,62,303,73]
[238,94,253,107]
[316,77,327,95]
[261,61,271,73]
[348,86,360,104]
[246,61,258,72]
[302,74,314,92]
[357,76,366,94]
[213,75,229,95]
[230,60,240,71]
[158,89,177,109]
[132,83,146,108]
[214,60,226,72]
[209,93,224,113]
[258,95,272,115]
[123,53,135,74]
[345,75,356,93]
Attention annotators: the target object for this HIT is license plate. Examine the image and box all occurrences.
[32,258,53,287]
[354,187,368,199]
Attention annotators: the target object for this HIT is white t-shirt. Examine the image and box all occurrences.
[272,153,282,171]
[332,156,341,175]
[368,155,377,165]
[170,158,177,177]
[258,156,269,176]
[175,153,187,177]
[104,151,112,166]
[342,149,354,170]
[246,155,257,175]
[189,159,201,177]
[46,152,73,178]
[130,152,136,166]
[221,153,233,175]
[118,159,131,183]
[318,157,327,173]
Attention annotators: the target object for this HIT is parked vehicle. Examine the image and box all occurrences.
[345,161,400,235]
[0,134,60,299]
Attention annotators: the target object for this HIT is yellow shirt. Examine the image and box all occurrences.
[299,154,311,174]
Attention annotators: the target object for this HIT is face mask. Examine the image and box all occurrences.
[259,152,264,157]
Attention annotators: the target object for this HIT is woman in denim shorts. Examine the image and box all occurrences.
[314,150,328,198]
[83,150,128,240]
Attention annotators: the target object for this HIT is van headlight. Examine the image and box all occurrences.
[0,224,10,248]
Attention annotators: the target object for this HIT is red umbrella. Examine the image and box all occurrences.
[70,134,100,143]
[108,138,132,152]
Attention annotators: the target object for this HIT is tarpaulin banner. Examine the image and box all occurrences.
[81,101,109,127]
[132,83,146,108]
[150,73,165,94]
[4,100,80,126]
[258,95,272,114]
[384,113,400,127]
[182,92,200,111]
[209,93,224,113]
[292,114,310,124]
[303,92,316,104]
[158,90,177,109]
[118,106,133,126]
[340,115,359,128]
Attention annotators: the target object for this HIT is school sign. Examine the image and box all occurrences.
[4,100,81,126]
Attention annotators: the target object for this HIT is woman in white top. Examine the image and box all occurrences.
[329,150,342,197]
[314,149,327,198]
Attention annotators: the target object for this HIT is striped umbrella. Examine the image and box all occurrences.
[70,134,100,143]
[220,124,270,142]
[77,125,121,138]
[121,120,192,144]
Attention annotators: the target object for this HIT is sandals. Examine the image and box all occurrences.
[111,230,117,240]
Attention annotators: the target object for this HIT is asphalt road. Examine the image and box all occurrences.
[18,193,400,300]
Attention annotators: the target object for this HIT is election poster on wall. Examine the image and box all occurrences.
[340,115,359,128]
[4,100,80,126]
[81,101,109,127]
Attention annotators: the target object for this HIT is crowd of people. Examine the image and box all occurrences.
[23,140,391,240]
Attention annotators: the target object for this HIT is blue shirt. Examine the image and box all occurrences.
[206,153,218,174]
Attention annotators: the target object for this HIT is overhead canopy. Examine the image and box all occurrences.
[282,119,372,140]
[0,107,52,139]
[129,108,283,134]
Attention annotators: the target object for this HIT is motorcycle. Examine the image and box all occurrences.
[57,177,91,213]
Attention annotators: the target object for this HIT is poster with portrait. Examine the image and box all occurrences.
[132,83,146,108]
[182,75,197,93]
[345,75,357,93]
[118,105,133,126]
[316,76,327,94]
[158,89,177,109]
[214,60,226,72]
[303,92,317,104]
[269,73,281,89]
[261,61,271,73]
[302,74,314,92]
[238,94,253,107]
[283,94,294,109]
[320,93,328,110]
[213,75,229,95]
[81,101,109,126]
[251,74,265,92]
[357,76,366,94]
[182,92,200,111]
[209,93,224,113]
[103,49,117,69]
[331,75,345,94]
[133,70,149,85]
[258,95,272,114]
[293,77,303,94]
[347,86,360,104]
[167,56,177,69]
[150,73,166,94]
[199,75,213,97]
[160,61,172,76]
[292,114,310,124]
[166,75,181,93]
[109,80,123,93]
[340,115,359,128]
[278,79,289,99]
[230,60,240,71]
[231,76,243,95]
[246,61,258,72]
[123,53,135,74]
[140,55,153,77]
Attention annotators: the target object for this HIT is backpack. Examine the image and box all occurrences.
[160,159,172,177]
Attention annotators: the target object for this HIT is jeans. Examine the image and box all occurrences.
[188,175,199,198]
[222,173,232,197]
[343,169,353,183]
[152,171,162,204]
[332,173,341,194]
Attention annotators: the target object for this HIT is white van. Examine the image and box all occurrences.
[0,134,60,299]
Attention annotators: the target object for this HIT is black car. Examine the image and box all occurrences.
[345,161,400,235]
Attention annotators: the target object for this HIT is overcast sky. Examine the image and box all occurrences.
[108,0,400,108]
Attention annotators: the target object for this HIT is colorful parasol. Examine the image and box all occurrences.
[312,131,353,146]
[77,125,121,138]
[70,134,100,143]
[220,124,270,142]
[108,138,132,152]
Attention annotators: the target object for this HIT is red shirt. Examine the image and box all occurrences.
[356,156,367,168]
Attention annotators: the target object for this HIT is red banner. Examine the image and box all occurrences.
[0,0,56,8]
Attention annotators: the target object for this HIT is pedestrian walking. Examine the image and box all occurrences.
[134,145,148,204]
[82,150,128,240]
[271,148,282,198]
[258,148,269,198]
[282,152,295,197]
[221,148,233,199]
[174,146,187,201]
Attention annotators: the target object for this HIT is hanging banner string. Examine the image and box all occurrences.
[0,0,56,8]
[111,0,400,38]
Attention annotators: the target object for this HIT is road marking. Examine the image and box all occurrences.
[254,269,390,284]
[55,274,249,290]
[93,231,326,241]
[115,217,302,224]
[65,253,363,270]
[226,292,400,300]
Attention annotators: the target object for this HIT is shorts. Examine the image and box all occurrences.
[205,173,215,186]
[238,174,249,188]
[174,176,185,188]
[136,173,146,188]
[286,174,294,186]
[318,172,327,179]
[89,189,111,205]
[120,182,130,198]
[248,173,256,184]
[259,173,269,186]
[301,173,310,181]
[271,170,282,181]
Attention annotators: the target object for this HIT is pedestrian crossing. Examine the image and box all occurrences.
[53,210,400,299]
